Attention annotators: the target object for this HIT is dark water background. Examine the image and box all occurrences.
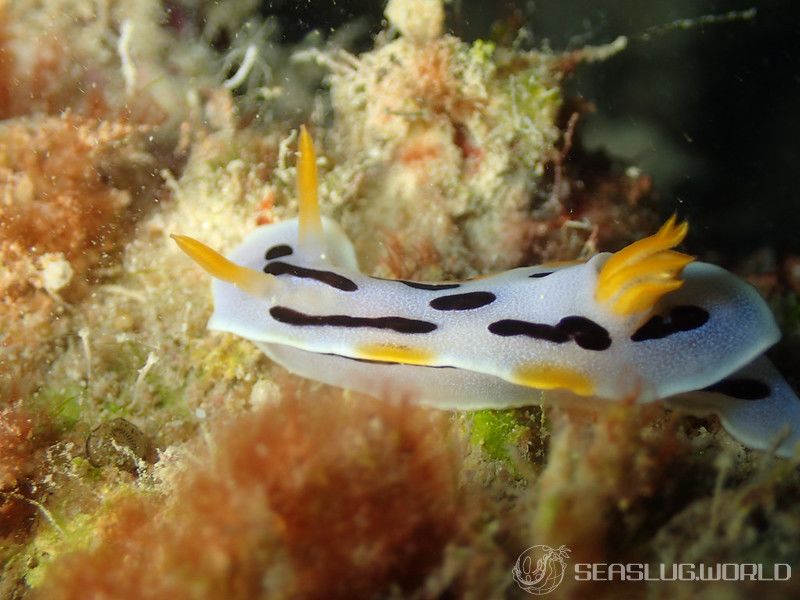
[258,0,799,258]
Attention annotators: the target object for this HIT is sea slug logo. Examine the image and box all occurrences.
[513,544,571,595]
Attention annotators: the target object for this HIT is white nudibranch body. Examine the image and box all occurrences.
[173,127,800,458]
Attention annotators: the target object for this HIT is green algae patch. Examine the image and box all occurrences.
[503,70,561,126]
[470,409,527,465]
[147,375,184,411]
[31,384,84,431]
[21,512,96,589]
[22,486,163,591]
[469,39,496,63]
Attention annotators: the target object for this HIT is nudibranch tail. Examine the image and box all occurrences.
[297,125,325,259]
[171,234,275,297]
[596,214,694,316]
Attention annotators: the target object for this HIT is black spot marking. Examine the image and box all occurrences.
[269,306,437,334]
[399,280,461,291]
[529,271,553,279]
[631,305,710,342]
[704,378,772,401]
[489,319,568,343]
[488,315,611,351]
[430,291,496,311]
[264,261,358,292]
[265,244,293,260]
[556,316,613,351]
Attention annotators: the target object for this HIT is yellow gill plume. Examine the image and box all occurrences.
[171,234,275,297]
[595,215,694,316]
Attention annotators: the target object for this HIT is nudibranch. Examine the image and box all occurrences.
[173,126,800,458]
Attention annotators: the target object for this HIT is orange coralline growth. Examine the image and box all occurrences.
[36,485,278,600]
[0,406,54,541]
[35,391,464,599]
[227,392,462,597]
[357,37,484,141]
[0,114,158,396]
[0,16,87,120]
[396,138,442,165]
[0,408,35,490]
[254,189,275,225]
[409,41,482,124]
[0,115,142,295]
